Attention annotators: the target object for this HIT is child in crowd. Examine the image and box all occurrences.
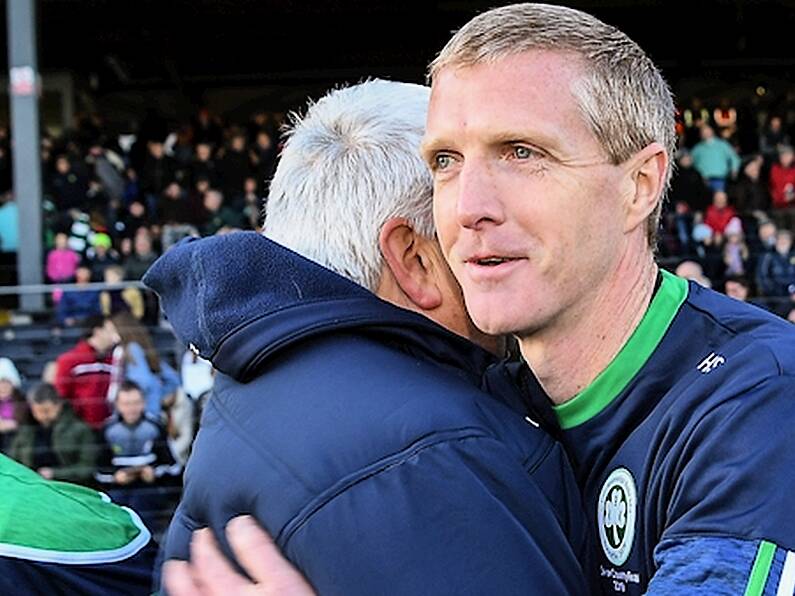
[46,232,81,283]
[723,218,749,277]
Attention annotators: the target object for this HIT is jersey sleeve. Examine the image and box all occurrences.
[656,374,795,594]
[280,434,587,596]
[649,537,795,596]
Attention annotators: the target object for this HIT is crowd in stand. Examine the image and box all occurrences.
[0,107,282,321]
[0,313,215,534]
[1,97,795,535]
[662,109,795,321]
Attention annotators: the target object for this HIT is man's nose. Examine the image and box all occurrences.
[455,160,505,230]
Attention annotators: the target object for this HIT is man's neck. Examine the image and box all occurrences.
[519,251,658,405]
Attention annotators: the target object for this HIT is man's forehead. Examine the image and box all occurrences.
[424,53,590,155]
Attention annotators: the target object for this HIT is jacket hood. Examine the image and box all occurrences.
[143,232,495,383]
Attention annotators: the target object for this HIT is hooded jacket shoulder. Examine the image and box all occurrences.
[145,233,588,595]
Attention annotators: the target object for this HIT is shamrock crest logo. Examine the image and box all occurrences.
[597,467,637,566]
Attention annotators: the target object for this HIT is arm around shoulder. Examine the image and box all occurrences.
[277,433,588,596]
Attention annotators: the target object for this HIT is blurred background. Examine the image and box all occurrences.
[1,0,794,537]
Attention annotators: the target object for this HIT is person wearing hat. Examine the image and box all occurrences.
[0,358,27,453]
[86,231,121,282]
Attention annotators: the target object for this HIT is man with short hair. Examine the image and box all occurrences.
[151,79,588,595]
[97,380,181,534]
[9,383,98,484]
[185,4,795,596]
[423,4,795,594]
[54,315,119,429]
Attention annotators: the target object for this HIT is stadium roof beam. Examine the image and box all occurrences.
[8,0,44,311]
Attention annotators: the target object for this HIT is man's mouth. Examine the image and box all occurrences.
[469,256,522,266]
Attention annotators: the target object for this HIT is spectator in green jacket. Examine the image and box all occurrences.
[9,383,99,486]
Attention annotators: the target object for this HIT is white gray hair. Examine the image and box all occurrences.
[429,3,676,246]
[264,79,434,291]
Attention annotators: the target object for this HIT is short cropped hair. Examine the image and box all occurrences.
[27,383,62,405]
[118,380,143,396]
[429,3,677,247]
[264,80,434,291]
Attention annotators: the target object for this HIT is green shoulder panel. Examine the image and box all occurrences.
[0,454,151,564]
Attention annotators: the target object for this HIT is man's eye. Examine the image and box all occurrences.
[513,146,535,159]
[434,154,453,170]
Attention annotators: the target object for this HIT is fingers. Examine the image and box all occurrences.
[163,560,202,596]
[226,516,315,595]
[190,528,251,595]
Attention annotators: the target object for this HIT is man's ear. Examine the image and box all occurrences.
[378,218,442,310]
[624,142,668,234]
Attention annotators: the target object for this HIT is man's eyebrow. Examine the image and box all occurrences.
[419,138,448,161]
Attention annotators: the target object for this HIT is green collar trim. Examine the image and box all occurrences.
[554,270,688,430]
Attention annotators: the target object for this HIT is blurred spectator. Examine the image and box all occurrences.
[242,176,262,230]
[191,107,224,147]
[116,199,151,240]
[756,229,795,299]
[691,125,741,192]
[199,189,245,236]
[675,260,712,288]
[0,192,19,253]
[169,126,195,167]
[0,193,19,310]
[704,190,738,238]
[140,140,178,212]
[46,232,81,283]
[189,142,219,188]
[157,182,191,226]
[724,275,751,302]
[124,228,158,280]
[669,149,709,213]
[86,143,125,203]
[9,383,99,485]
[769,145,795,231]
[250,129,278,194]
[728,154,769,219]
[100,265,144,319]
[722,219,749,277]
[110,312,179,419]
[96,380,181,533]
[159,182,199,251]
[122,167,141,206]
[759,116,790,163]
[757,220,778,252]
[49,155,89,212]
[0,358,26,453]
[693,213,724,280]
[176,350,214,462]
[85,232,120,282]
[66,211,93,253]
[787,307,795,323]
[56,265,102,327]
[54,315,118,429]
[217,131,251,204]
